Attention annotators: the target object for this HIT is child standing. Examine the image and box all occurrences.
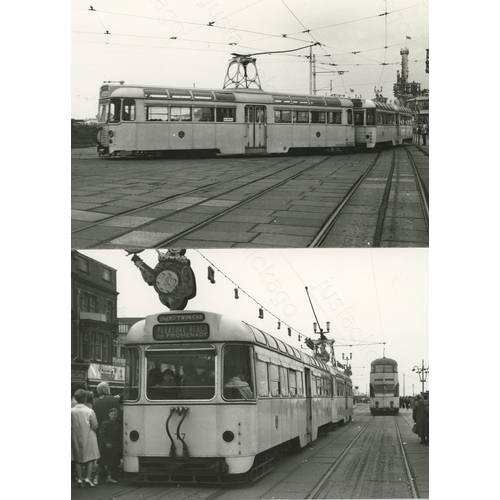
[97,407,122,483]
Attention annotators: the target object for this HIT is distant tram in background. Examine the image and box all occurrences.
[121,310,353,483]
[369,357,399,415]
[94,83,413,157]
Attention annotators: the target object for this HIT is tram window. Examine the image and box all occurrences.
[377,113,384,125]
[384,365,394,373]
[366,109,375,125]
[146,106,169,121]
[263,333,278,350]
[289,370,297,396]
[280,367,289,396]
[122,99,135,121]
[293,110,309,123]
[309,97,325,106]
[124,347,140,401]
[145,350,215,400]
[274,109,291,123]
[214,92,236,102]
[311,111,326,124]
[296,371,303,396]
[193,91,214,100]
[346,109,353,125]
[269,364,280,396]
[257,361,269,396]
[327,111,342,124]
[273,95,291,103]
[98,102,108,123]
[170,90,192,99]
[223,345,255,400]
[354,111,364,125]
[170,106,192,121]
[193,107,215,122]
[276,339,287,353]
[109,99,121,123]
[325,378,331,396]
[216,107,236,122]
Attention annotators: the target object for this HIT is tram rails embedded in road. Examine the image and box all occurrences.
[94,83,413,157]
[73,148,428,249]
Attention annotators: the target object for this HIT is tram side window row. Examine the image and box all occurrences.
[257,360,304,397]
[274,109,345,124]
[145,105,236,123]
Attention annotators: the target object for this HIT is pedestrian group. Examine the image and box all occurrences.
[71,382,123,488]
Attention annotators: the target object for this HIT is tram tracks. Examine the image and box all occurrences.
[78,410,421,500]
[72,147,428,248]
[73,154,366,248]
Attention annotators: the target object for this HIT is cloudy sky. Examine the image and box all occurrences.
[78,248,429,397]
[72,0,429,118]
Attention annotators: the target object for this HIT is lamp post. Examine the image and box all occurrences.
[412,359,429,394]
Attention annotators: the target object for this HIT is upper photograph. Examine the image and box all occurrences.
[71,0,429,250]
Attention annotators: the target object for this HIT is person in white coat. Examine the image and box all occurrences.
[71,389,100,487]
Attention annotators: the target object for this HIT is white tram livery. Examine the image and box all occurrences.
[352,99,413,148]
[369,357,400,415]
[95,83,412,157]
[122,310,353,483]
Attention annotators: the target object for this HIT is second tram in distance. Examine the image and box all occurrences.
[121,310,353,483]
[94,83,413,157]
[369,357,400,415]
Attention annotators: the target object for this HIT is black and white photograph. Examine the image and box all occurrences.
[71,0,429,250]
[70,247,429,499]
[0,0,476,498]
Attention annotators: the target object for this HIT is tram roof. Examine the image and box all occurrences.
[370,357,398,366]
[352,98,411,114]
[101,83,354,107]
[126,310,350,379]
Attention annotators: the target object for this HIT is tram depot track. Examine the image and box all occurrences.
[72,147,428,248]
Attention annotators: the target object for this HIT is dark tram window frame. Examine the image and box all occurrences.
[216,107,236,122]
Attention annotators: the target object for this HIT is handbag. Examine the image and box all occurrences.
[412,424,417,434]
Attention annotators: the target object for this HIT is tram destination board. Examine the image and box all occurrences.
[153,323,210,341]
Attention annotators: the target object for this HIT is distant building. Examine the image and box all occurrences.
[71,251,121,392]
[406,95,429,126]
[117,317,143,359]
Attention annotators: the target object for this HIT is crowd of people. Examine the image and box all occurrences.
[71,382,123,488]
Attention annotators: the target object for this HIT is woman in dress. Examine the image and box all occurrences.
[71,389,100,487]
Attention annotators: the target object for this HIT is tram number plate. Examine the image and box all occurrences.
[153,323,210,341]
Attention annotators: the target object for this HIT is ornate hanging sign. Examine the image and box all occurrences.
[129,249,197,310]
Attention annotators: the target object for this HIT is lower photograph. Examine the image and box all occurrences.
[71,247,429,500]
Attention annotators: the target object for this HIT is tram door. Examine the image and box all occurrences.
[395,114,401,144]
[304,368,312,442]
[245,105,267,152]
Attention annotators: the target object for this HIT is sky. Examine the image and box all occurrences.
[71,0,429,118]
[78,248,429,397]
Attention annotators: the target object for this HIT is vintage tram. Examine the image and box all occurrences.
[94,83,413,157]
[122,310,353,483]
[369,356,400,415]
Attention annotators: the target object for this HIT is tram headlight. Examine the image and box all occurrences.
[129,430,140,442]
[222,431,235,443]
[108,130,114,137]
